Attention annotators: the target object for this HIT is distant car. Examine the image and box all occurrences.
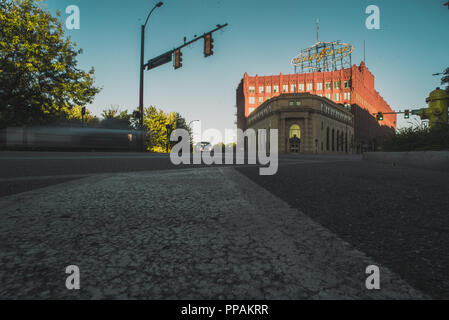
[195,142,213,152]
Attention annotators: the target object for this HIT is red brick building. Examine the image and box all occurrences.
[236,62,396,130]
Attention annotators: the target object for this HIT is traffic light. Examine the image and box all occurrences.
[81,107,86,116]
[204,33,214,57]
[376,112,384,121]
[132,111,141,119]
[404,110,410,119]
[174,49,183,70]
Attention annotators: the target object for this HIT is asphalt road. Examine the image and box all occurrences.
[237,158,449,299]
[1,151,448,298]
[0,152,182,197]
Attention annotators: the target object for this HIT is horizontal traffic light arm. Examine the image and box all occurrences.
[372,109,423,116]
[143,23,228,70]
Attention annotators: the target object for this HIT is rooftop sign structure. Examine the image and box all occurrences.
[291,41,354,73]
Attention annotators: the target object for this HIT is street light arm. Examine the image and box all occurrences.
[144,2,163,27]
[143,7,156,27]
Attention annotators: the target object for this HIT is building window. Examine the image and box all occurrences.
[317,82,323,90]
[266,96,271,101]
[248,107,255,114]
[296,100,301,106]
[289,100,295,106]
[326,93,331,100]
[273,85,279,93]
[334,93,340,101]
[334,81,340,89]
[325,82,331,90]
[249,86,255,93]
[307,83,313,91]
[344,80,351,88]
[344,92,351,100]
[291,84,296,92]
[289,124,301,139]
[298,83,304,91]
[259,86,264,94]
[259,97,264,103]
[249,97,255,104]
[266,86,271,93]
[318,94,323,97]
[326,127,330,151]
[283,85,289,93]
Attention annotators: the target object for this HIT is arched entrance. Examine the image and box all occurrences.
[289,124,301,153]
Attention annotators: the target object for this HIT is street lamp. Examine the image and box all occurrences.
[139,2,163,130]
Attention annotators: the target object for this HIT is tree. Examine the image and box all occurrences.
[60,105,99,126]
[441,67,449,93]
[0,0,100,128]
[142,106,174,153]
[100,106,131,129]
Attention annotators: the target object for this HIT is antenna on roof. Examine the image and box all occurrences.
[363,40,366,63]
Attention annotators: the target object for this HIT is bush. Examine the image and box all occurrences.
[382,122,449,151]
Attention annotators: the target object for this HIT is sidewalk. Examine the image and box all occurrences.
[0,167,426,299]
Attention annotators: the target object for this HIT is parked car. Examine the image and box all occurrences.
[194,141,213,152]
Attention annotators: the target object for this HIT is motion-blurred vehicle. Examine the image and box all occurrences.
[1,126,142,152]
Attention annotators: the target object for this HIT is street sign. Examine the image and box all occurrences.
[147,52,172,70]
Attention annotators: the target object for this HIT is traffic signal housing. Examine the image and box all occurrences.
[204,33,214,57]
[404,110,410,119]
[132,111,141,119]
[376,112,384,121]
[174,49,183,70]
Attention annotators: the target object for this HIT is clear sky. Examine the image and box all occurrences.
[42,0,449,140]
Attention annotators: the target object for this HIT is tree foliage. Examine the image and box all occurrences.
[142,106,192,153]
[441,67,449,93]
[382,123,449,151]
[0,0,100,128]
[100,106,131,129]
[60,105,99,126]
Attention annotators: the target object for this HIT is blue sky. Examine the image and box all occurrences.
[42,0,449,135]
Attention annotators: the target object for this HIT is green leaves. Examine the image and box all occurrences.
[0,0,100,128]
[142,107,192,153]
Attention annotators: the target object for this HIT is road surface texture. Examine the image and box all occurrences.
[0,152,179,198]
[237,156,449,299]
[0,163,425,299]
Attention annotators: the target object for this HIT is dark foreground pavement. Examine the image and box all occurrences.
[0,166,423,299]
[237,156,449,299]
[0,152,447,299]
